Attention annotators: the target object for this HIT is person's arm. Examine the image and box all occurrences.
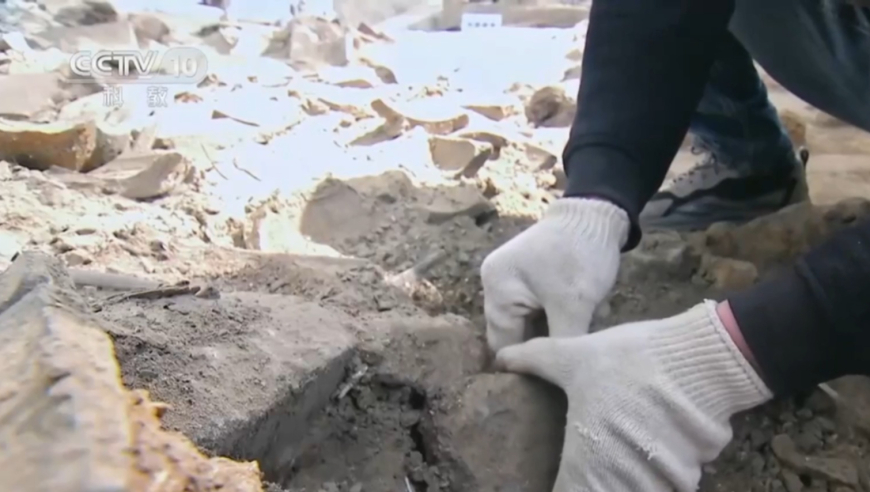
[562,0,736,250]
[728,217,870,395]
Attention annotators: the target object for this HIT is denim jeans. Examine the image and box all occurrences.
[691,0,870,170]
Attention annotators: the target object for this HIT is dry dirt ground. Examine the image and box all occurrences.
[4,1,870,491]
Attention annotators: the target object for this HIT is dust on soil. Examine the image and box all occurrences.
[4,1,870,491]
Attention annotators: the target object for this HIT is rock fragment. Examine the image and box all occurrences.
[771,434,859,487]
[300,178,377,244]
[562,64,581,81]
[40,0,119,26]
[302,85,378,119]
[130,12,171,44]
[428,135,493,176]
[0,252,130,492]
[0,251,265,492]
[30,20,139,52]
[0,73,67,120]
[346,116,405,146]
[456,128,509,157]
[127,390,265,492]
[319,65,385,88]
[699,254,759,290]
[704,199,870,270]
[264,16,348,66]
[619,231,701,283]
[463,101,518,122]
[100,291,358,478]
[780,469,804,492]
[57,91,139,170]
[0,117,97,171]
[525,84,577,128]
[427,374,566,492]
[358,57,398,84]
[87,150,191,199]
[372,98,469,135]
[418,184,496,224]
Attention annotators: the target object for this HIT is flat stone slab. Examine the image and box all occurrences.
[0,252,264,492]
[99,290,358,477]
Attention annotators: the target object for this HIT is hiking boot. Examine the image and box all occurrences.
[640,147,810,230]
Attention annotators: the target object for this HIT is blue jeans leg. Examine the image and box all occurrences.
[731,0,870,132]
[689,32,796,173]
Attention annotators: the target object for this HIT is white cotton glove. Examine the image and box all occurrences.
[481,198,630,352]
[496,301,773,492]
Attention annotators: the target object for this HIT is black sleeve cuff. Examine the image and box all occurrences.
[728,263,837,396]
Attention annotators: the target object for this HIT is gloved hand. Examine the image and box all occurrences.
[481,198,630,352]
[495,301,772,492]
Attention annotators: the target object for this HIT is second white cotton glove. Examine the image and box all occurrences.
[496,301,773,492]
[481,198,629,352]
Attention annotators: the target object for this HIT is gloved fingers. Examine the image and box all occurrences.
[482,259,540,352]
[484,295,535,352]
[495,337,575,388]
[543,295,596,338]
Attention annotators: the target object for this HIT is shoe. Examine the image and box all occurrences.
[640,147,810,230]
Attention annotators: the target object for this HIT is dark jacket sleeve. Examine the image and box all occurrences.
[562,0,736,250]
[729,217,870,396]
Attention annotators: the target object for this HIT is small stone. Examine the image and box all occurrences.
[358,57,398,84]
[64,250,93,267]
[346,117,405,146]
[418,185,495,225]
[805,388,836,413]
[566,47,583,61]
[749,428,769,449]
[750,452,766,474]
[562,65,582,81]
[699,254,759,290]
[428,135,493,176]
[781,469,804,492]
[816,417,836,433]
[770,478,787,492]
[618,232,701,283]
[462,102,518,122]
[371,98,469,135]
[771,434,859,486]
[320,65,384,89]
[793,429,822,454]
[524,84,576,128]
